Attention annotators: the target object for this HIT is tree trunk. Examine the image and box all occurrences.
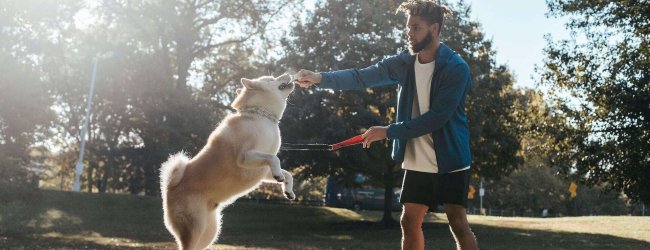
[381,164,398,227]
[86,162,93,193]
[100,163,109,193]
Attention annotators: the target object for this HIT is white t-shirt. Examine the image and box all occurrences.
[402,54,438,173]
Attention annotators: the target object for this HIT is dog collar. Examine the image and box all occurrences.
[239,107,280,123]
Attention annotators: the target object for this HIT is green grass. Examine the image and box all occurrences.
[1,189,649,249]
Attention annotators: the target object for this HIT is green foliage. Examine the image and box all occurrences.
[277,0,525,223]
[279,0,403,184]
[442,0,523,179]
[279,0,523,185]
[0,1,58,193]
[483,161,629,216]
[1,0,299,195]
[278,0,404,224]
[540,0,650,203]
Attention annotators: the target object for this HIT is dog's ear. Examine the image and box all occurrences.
[241,78,257,89]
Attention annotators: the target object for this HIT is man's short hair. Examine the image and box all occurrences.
[396,0,451,34]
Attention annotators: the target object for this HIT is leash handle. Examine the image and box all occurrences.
[331,135,364,151]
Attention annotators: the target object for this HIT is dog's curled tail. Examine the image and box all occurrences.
[160,152,190,194]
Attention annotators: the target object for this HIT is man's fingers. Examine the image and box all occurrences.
[296,81,312,88]
[362,134,375,148]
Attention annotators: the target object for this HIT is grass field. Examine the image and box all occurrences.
[1,189,649,249]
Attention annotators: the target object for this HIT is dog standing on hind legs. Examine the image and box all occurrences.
[160,73,296,250]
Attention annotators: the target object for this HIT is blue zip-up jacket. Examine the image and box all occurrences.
[319,43,472,173]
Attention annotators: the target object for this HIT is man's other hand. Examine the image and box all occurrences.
[361,126,388,148]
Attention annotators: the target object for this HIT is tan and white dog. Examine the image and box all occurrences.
[160,73,295,250]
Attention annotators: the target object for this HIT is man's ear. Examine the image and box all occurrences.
[431,22,440,35]
[236,88,242,95]
[241,78,256,89]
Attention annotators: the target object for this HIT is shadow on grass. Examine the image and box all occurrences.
[1,189,649,249]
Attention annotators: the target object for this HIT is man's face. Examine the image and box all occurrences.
[406,15,438,54]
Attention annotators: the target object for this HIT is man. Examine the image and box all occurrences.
[294,1,478,249]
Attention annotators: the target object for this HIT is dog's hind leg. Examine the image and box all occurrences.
[174,203,212,250]
[263,169,295,200]
[238,150,284,182]
[195,207,222,249]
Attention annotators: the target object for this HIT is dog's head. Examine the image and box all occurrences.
[240,73,294,98]
[231,73,295,115]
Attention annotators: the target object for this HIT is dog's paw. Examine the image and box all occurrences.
[284,191,296,200]
[273,175,285,182]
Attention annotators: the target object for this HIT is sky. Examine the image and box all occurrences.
[456,0,572,88]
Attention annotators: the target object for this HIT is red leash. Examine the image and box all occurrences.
[281,135,364,151]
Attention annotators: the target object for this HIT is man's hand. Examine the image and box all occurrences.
[293,69,322,88]
[361,126,388,148]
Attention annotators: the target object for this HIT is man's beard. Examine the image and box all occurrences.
[408,30,434,55]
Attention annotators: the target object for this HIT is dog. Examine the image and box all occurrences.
[160,73,296,250]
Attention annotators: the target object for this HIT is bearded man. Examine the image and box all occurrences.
[294,1,478,249]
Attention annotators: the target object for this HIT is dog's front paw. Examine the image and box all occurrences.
[273,175,285,182]
[284,191,296,200]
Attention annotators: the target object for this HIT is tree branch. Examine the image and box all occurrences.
[191,0,294,58]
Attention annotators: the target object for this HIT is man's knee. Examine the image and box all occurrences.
[400,215,423,235]
[400,208,426,234]
[447,216,471,236]
[400,213,419,226]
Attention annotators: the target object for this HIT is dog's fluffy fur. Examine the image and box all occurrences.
[160,74,295,250]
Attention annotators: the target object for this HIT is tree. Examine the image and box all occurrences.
[540,0,650,203]
[0,0,61,195]
[483,159,629,217]
[442,0,523,180]
[0,0,300,195]
[279,0,404,226]
[98,0,300,195]
[278,0,523,224]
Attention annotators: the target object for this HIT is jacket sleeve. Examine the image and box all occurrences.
[318,54,405,90]
[386,62,470,139]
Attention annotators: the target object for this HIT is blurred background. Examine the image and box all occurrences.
[1,0,648,228]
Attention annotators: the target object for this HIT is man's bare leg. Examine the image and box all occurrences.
[444,204,478,250]
[401,203,429,250]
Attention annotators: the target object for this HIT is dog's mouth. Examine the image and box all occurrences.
[278,82,294,91]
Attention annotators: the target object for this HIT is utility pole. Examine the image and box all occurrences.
[72,54,99,192]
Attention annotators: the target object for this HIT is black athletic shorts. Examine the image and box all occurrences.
[399,169,471,208]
